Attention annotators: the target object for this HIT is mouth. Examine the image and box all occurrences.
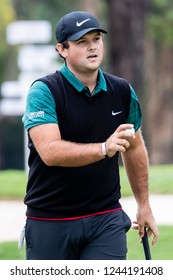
[87,54,98,60]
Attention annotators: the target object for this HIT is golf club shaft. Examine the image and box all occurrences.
[142,227,151,260]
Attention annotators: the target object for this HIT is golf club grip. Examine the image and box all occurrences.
[142,227,151,260]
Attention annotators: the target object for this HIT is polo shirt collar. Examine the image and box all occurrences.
[60,63,107,94]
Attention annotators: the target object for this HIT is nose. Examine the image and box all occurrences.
[88,40,97,51]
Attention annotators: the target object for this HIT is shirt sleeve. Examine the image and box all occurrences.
[125,85,142,131]
[22,81,58,130]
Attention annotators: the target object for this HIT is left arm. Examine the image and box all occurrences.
[121,128,159,245]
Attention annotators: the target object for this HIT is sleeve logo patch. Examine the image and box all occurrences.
[28,111,45,119]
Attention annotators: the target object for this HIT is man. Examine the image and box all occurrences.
[22,11,159,260]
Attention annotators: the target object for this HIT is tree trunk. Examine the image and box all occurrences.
[145,42,173,164]
[106,0,149,101]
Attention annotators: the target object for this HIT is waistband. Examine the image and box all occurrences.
[27,207,122,221]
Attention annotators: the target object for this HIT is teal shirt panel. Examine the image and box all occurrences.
[126,85,142,131]
[22,81,58,130]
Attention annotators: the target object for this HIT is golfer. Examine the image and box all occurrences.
[22,11,159,260]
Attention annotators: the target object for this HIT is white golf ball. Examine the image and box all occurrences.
[125,128,135,135]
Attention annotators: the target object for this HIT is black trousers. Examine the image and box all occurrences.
[25,210,131,260]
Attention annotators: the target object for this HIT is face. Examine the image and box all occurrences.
[57,31,104,75]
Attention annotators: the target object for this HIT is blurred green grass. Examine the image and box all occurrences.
[127,225,173,260]
[120,164,173,196]
[0,170,27,199]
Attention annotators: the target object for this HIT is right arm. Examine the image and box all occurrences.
[29,122,134,167]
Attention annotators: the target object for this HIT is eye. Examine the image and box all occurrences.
[77,39,86,44]
[95,35,101,42]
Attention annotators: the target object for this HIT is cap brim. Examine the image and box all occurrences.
[68,28,107,41]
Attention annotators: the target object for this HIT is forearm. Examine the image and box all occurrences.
[122,130,159,244]
[29,124,105,167]
[42,139,104,167]
[122,136,150,207]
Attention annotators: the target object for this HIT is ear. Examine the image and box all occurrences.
[55,43,67,59]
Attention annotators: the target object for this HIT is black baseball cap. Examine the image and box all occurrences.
[56,11,107,43]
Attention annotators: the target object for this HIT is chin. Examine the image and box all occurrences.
[85,67,99,73]
[87,62,101,70]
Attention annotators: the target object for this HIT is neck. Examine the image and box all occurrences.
[68,66,99,93]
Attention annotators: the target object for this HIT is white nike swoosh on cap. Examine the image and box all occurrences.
[112,111,122,116]
[76,19,90,27]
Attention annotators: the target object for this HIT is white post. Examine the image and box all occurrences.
[24,127,29,173]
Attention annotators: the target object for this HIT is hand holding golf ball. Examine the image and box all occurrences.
[103,125,136,157]
[125,127,135,136]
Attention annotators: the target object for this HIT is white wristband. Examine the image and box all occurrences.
[101,142,108,157]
